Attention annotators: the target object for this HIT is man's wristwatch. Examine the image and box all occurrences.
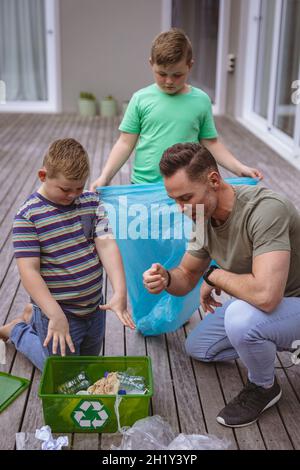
[203,265,219,287]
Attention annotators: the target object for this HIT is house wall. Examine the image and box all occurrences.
[60,0,162,112]
[224,0,242,117]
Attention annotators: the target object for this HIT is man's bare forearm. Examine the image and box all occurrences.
[166,266,205,296]
[209,269,275,312]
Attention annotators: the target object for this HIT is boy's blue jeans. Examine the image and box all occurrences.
[10,304,106,371]
[185,297,300,387]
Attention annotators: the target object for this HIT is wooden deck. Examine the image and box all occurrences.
[1,113,300,450]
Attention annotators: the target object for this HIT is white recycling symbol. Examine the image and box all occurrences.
[72,400,109,429]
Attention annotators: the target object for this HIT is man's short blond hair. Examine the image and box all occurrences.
[151,28,193,65]
[43,138,90,180]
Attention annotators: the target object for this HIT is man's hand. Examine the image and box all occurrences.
[200,281,223,313]
[43,313,75,356]
[143,263,169,294]
[100,293,135,329]
[89,176,108,192]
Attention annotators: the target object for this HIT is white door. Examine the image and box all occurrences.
[0,0,60,113]
[162,0,230,114]
[242,0,300,162]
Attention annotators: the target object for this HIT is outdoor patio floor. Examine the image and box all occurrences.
[1,113,300,450]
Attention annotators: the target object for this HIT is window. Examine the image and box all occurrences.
[0,0,60,112]
[244,0,300,159]
[172,0,220,103]
[170,0,229,114]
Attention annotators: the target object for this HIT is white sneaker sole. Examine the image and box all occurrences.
[216,389,282,428]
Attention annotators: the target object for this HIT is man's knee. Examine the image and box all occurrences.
[224,300,257,344]
[185,329,215,362]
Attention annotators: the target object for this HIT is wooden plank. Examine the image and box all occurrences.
[196,301,265,449]
[166,326,207,435]
[274,352,300,449]
[0,260,22,327]
[0,114,26,142]
[146,334,180,434]
[0,115,43,210]
[0,115,36,189]
[125,327,147,357]
[186,310,238,449]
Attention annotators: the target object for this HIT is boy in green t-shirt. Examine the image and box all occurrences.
[90,28,262,189]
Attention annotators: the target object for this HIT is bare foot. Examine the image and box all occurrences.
[22,303,33,323]
[0,318,25,342]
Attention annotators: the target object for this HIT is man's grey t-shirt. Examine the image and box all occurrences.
[188,185,300,297]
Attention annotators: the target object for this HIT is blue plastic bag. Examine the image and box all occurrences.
[99,178,258,336]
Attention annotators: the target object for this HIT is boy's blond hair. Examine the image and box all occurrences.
[43,138,90,180]
[151,28,193,65]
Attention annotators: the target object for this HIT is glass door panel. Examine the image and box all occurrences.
[273,0,300,137]
[0,0,48,102]
[172,0,220,103]
[253,0,276,119]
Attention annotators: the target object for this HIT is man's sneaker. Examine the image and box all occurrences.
[216,377,282,427]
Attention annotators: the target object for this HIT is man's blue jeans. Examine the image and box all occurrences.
[185,297,300,387]
[10,305,106,371]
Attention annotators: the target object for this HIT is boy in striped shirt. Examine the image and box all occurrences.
[0,138,134,370]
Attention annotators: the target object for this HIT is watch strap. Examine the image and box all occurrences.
[203,265,219,287]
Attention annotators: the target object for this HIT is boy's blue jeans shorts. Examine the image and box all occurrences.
[10,304,106,371]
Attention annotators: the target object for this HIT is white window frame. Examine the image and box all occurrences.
[0,0,61,113]
[161,0,230,115]
[236,0,300,169]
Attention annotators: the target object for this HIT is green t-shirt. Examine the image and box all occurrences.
[188,185,300,298]
[119,84,218,184]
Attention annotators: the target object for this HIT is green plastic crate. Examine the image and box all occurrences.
[38,356,153,433]
[0,372,30,413]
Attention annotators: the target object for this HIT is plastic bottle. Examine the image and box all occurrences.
[57,371,92,395]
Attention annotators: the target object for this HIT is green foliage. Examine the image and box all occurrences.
[79,92,96,101]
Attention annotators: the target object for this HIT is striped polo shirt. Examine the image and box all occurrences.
[12,191,112,316]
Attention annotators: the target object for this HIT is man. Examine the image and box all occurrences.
[143,142,300,428]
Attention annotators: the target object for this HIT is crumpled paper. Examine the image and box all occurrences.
[36,425,68,450]
[0,339,6,364]
[16,426,68,450]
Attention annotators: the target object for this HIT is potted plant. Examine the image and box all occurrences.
[100,95,117,117]
[78,92,97,116]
